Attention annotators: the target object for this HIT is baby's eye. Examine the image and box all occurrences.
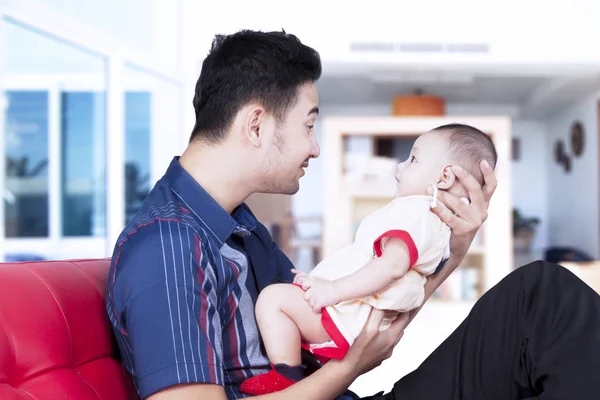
[410,156,416,163]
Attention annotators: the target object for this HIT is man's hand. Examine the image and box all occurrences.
[301,277,339,312]
[430,160,497,260]
[342,309,409,376]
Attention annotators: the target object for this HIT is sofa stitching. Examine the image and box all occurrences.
[12,387,37,400]
[0,308,17,385]
[22,265,74,369]
[79,375,104,400]
[67,261,105,303]
[67,260,120,371]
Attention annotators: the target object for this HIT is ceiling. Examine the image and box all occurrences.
[315,66,600,119]
[317,75,546,105]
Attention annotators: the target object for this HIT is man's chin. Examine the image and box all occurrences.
[282,183,300,195]
[261,181,300,196]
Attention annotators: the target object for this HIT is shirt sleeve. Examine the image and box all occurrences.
[116,221,224,398]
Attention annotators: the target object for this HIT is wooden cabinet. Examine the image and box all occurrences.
[321,116,513,301]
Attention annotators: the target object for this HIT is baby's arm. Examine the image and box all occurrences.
[333,238,411,302]
[302,238,412,311]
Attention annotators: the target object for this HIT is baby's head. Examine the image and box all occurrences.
[395,123,497,199]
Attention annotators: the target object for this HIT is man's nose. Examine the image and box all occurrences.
[310,139,320,159]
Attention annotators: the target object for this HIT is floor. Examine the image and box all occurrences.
[348,300,475,397]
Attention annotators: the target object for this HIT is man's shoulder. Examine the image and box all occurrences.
[114,213,211,261]
[111,183,214,274]
[118,180,203,244]
[108,206,217,304]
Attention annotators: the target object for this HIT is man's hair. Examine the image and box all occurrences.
[431,123,497,184]
[190,29,322,144]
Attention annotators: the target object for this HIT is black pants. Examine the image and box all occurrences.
[363,261,600,400]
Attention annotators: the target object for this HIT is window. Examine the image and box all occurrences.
[61,92,106,236]
[124,91,151,224]
[122,65,182,222]
[2,18,107,259]
[0,2,183,260]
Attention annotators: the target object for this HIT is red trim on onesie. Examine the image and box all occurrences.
[372,229,419,269]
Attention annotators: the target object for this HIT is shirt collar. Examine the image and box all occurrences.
[162,157,257,245]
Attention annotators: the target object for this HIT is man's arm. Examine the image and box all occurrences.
[147,383,227,400]
[149,359,356,400]
[148,309,407,400]
[114,222,225,399]
[407,161,498,323]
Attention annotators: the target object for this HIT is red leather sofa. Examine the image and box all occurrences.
[0,259,139,399]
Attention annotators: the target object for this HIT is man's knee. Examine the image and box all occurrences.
[516,259,558,273]
[489,260,565,295]
[515,259,589,291]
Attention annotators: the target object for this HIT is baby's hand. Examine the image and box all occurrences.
[302,278,339,313]
[291,269,308,286]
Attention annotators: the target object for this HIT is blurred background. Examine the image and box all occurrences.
[2,0,600,395]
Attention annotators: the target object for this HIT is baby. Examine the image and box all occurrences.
[240,123,498,395]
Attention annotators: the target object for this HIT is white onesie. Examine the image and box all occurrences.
[303,195,451,360]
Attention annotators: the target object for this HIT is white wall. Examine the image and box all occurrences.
[544,92,600,258]
[511,120,549,252]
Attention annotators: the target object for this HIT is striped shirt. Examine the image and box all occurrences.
[106,157,294,399]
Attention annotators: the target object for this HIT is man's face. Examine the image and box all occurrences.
[260,83,320,194]
[395,131,450,198]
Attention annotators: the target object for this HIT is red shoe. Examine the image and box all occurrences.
[240,368,297,395]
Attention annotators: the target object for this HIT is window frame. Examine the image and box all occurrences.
[0,0,185,261]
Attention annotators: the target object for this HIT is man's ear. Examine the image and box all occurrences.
[245,105,265,148]
[437,164,456,190]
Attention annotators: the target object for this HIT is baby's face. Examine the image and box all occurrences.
[395,131,451,198]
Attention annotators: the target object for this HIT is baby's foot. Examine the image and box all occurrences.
[240,363,305,395]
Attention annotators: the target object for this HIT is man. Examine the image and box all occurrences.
[107,30,600,400]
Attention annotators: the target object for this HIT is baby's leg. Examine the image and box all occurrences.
[241,284,332,395]
[256,283,330,366]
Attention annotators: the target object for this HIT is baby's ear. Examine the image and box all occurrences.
[437,164,455,190]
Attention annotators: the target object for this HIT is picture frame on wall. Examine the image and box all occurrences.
[570,121,584,157]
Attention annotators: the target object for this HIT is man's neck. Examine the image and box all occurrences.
[178,142,253,214]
